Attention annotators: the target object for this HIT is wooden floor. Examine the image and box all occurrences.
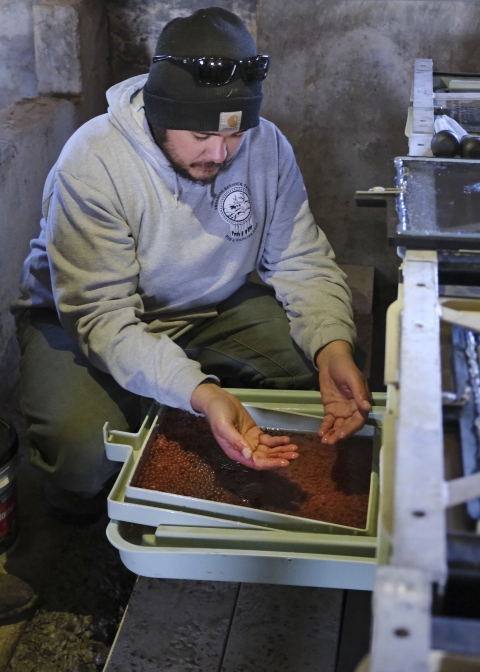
[105,578,371,672]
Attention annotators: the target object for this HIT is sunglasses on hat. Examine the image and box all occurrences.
[152,54,269,86]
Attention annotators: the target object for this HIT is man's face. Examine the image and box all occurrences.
[153,128,246,183]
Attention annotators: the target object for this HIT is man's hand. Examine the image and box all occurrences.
[316,340,371,444]
[191,383,299,470]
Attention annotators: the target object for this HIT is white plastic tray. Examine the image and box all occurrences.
[105,402,380,536]
[104,390,384,588]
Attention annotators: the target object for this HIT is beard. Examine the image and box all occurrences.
[151,126,225,185]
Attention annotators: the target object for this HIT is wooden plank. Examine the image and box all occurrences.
[221,583,343,672]
[105,578,240,672]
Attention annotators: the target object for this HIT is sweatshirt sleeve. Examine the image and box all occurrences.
[46,170,213,411]
[257,132,356,363]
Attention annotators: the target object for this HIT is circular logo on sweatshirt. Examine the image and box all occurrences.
[218,185,252,224]
[217,184,254,241]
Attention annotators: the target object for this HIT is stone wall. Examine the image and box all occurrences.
[0,0,38,112]
[33,0,111,124]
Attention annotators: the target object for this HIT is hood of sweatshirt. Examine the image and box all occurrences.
[107,77,166,173]
[106,75,240,206]
[108,75,181,202]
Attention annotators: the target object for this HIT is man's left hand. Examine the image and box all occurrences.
[316,340,371,444]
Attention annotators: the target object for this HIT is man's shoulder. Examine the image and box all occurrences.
[245,118,294,168]
[56,114,122,174]
[251,117,293,151]
[256,117,282,139]
[67,113,114,145]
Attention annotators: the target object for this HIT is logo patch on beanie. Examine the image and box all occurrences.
[218,111,242,132]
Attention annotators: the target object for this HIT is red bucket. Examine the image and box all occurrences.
[0,419,19,559]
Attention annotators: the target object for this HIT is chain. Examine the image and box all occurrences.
[465,330,480,460]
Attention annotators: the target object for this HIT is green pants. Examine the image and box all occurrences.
[18,282,316,496]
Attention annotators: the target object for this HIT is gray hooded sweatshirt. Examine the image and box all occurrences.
[14,75,355,412]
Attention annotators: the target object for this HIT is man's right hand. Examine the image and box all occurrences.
[190,382,299,470]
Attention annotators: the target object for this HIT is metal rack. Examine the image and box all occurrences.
[362,59,480,672]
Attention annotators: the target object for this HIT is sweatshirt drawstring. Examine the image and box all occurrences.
[173,169,218,207]
[210,173,218,204]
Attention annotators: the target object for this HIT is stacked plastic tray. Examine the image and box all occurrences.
[105,389,385,589]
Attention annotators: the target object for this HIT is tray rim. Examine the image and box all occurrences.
[106,519,377,590]
[105,394,382,537]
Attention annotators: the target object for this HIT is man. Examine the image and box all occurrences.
[13,7,370,523]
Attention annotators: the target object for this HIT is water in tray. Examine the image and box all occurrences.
[131,409,373,529]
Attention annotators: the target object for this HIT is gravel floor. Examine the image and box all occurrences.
[6,512,136,672]
[2,403,136,672]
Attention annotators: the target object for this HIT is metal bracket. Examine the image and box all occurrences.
[355,186,405,208]
[409,59,434,157]
[441,305,480,333]
[442,389,470,407]
[370,566,431,672]
[392,250,447,586]
[444,471,480,508]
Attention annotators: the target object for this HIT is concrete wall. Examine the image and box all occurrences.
[0,0,111,412]
[106,0,256,83]
[106,0,480,290]
[0,0,38,112]
[0,98,76,409]
[257,0,480,287]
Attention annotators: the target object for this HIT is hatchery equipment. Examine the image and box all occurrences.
[104,389,386,590]
[358,59,480,672]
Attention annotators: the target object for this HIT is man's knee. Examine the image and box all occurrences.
[29,413,119,495]
[27,386,142,495]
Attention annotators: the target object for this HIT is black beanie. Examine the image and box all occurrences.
[143,7,263,132]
